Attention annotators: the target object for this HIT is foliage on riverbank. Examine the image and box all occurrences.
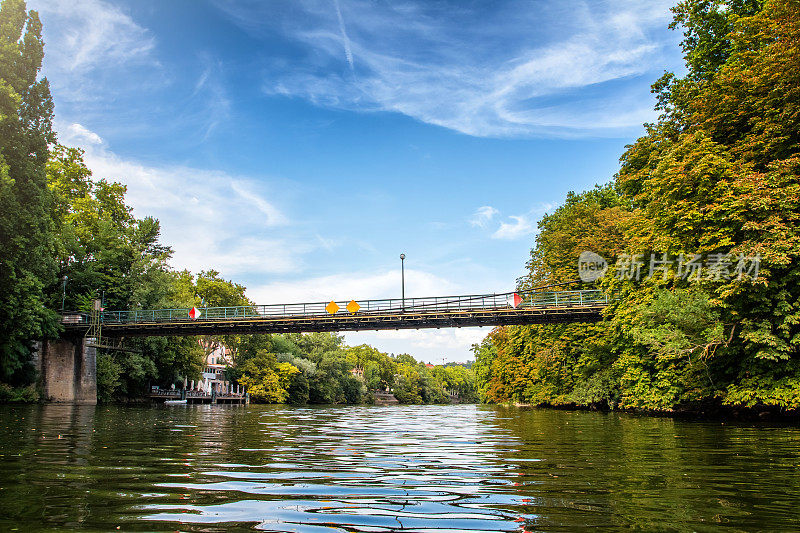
[474,0,800,412]
[0,383,39,403]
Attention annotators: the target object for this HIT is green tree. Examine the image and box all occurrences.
[617,0,800,404]
[393,362,424,404]
[239,350,298,403]
[476,0,800,412]
[345,344,396,390]
[45,145,203,401]
[0,0,56,383]
[520,184,632,290]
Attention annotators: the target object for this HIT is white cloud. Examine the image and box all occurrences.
[345,328,487,363]
[63,123,104,145]
[213,0,678,137]
[247,269,479,362]
[469,206,499,228]
[32,0,155,74]
[189,55,232,140]
[230,181,286,226]
[32,0,157,99]
[60,124,299,277]
[492,215,534,240]
[247,269,458,304]
[35,0,233,143]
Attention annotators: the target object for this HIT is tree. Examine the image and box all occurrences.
[345,344,396,390]
[617,0,800,401]
[0,0,56,384]
[393,362,424,404]
[520,184,633,290]
[239,350,298,403]
[44,145,204,401]
[476,0,800,412]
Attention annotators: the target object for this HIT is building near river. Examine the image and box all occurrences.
[155,341,245,402]
[200,341,234,394]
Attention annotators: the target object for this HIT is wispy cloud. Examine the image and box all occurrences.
[492,215,535,240]
[64,123,104,145]
[188,54,232,140]
[32,0,155,73]
[31,0,158,102]
[212,0,678,137]
[60,123,303,277]
[333,0,354,72]
[229,181,286,226]
[469,206,499,228]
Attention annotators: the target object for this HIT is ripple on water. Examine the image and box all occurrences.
[134,405,534,531]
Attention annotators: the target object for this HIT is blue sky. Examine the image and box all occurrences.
[32,0,684,362]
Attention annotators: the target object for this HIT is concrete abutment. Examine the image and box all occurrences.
[40,336,97,404]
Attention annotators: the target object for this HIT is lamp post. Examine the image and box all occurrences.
[400,253,405,310]
[61,275,68,312]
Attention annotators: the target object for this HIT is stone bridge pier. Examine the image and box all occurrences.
[37,335,97,404]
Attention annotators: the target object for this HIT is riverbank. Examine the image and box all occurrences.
[502,398,800,422]
[0,384,39,403]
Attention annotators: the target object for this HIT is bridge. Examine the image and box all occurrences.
[43,288,607,405]
[62,288,608,337]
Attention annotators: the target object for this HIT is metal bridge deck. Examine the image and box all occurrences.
[61,289,607,337]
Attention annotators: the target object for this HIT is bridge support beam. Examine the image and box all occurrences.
[40,335,97,405]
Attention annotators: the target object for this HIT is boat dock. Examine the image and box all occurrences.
[150,389,249,405]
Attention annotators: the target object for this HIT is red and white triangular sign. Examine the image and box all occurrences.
[509,293,522,308]
[189,307,201,320]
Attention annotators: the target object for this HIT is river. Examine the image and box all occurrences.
[1,404,798,531]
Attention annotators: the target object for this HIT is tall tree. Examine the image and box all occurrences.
[0,0,56,383]
[476,0,800,411]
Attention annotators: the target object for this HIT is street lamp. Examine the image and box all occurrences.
[61,275,68,312]
[400,253,405,310]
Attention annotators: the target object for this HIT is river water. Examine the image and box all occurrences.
[1,404,799,532]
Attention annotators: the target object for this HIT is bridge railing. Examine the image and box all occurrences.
[97,289,607,325]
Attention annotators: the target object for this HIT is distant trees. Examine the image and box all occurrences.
[233,333,477,405]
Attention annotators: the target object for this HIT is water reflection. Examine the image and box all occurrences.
[141,405,530,532]
[1,404,799,531]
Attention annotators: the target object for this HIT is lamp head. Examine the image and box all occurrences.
[400,253,405,260]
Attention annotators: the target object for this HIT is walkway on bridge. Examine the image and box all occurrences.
[61,288,608,337]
